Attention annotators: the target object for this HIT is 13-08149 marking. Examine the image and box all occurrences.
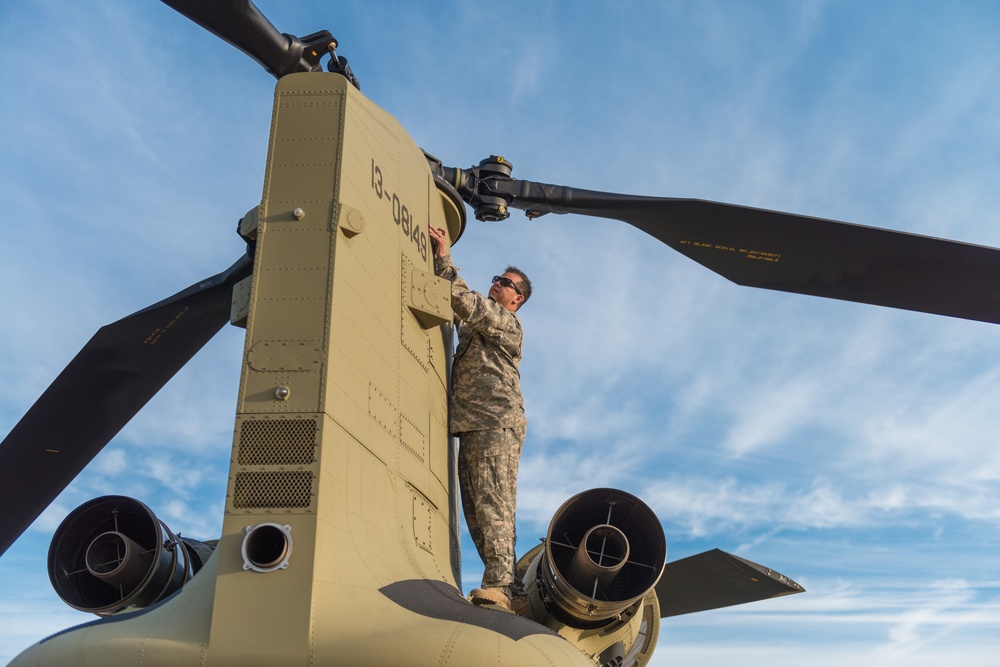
[371,158,428,261]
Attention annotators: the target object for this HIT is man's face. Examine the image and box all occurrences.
[489,271,524,311]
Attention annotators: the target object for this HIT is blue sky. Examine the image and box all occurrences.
[2,1,1000,665]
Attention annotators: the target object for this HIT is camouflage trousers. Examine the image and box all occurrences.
[457,426,526,596]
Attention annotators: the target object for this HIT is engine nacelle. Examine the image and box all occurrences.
[516,488,666,666]
[47,496,215,616]
[537,488,666,625]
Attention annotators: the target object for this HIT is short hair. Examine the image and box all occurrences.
[504,266,532,309]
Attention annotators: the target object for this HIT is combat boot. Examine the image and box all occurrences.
[468,587,512,611]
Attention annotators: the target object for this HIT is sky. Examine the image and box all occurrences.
[2,1,1000,665]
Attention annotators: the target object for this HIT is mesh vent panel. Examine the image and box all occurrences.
[233,471,313,509]
[238,419,317,465]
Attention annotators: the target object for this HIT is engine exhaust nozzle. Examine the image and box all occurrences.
[84,530,150,587]
[566,523,629,598]
[48,495,213,616]
[541,488,665,626]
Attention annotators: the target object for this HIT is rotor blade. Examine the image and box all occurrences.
[498,180,1000,325]
[0,255,251,557]
[160,0,327,78]
[656,549,804,618]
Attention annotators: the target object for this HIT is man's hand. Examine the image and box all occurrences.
[429,226,449,258]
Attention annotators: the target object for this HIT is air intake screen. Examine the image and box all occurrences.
[232,471,313,509]
[238,419,317,466]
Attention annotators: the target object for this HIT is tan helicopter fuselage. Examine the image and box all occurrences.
[10,72,626,666]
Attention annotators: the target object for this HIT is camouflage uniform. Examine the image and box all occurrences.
[434,255,526,596]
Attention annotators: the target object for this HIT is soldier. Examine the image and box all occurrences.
[428,225,531,612]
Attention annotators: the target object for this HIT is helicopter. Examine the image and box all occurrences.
[1,1,1000,667]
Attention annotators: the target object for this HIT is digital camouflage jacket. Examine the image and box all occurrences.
[434,255,526,434]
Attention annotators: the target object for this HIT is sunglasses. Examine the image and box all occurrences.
[492,275,522,295]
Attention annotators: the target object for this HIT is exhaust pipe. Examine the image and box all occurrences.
[539,488,665,626]
[47,496,215,616]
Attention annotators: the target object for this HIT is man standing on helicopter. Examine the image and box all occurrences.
[428,225,532,612]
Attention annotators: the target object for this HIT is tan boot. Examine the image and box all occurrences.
[468,587,512,611]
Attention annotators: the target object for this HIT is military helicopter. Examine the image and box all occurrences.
[2,1,1000,665]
